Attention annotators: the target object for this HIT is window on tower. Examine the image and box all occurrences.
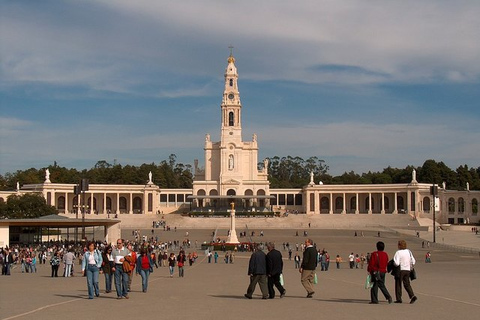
[229,111,234,126]
[229,79,233,86]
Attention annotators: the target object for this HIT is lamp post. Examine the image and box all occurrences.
[430,184,438,243]
[80,179,89,240]
[73,184,81,242]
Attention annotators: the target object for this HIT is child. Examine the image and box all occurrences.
[335,255,342,269]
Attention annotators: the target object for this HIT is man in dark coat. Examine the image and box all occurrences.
[299,238,317,298]
[266,242,286,299]
[245,244,268,299]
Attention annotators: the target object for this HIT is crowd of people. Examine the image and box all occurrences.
[1,233,419,306]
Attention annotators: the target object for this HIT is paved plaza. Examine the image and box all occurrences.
[1,227,480,320]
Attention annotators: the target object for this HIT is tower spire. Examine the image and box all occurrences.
[228,45,235,63]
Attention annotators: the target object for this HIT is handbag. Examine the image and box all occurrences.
[365,274,373,289]
[313,273,318,284]
[279,274,284,286]
[409,268,417,281]
[408,250,417,281]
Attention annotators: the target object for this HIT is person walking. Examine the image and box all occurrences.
[81,241,103,299]
[177,251,186,277]
[136,248,154,292]
[50,251,60,277]
[63,248,76,277]
[2,248,14,275]
[112,239,130,299]
[266,242,286,299]
[168,252,176,277]
[367,241,392,304]
[126,244,137,292]
[299,238,317,298]
[244,244,269,299]
[294,253,301,269]
[101,245,114,293]
[393,240,417,304]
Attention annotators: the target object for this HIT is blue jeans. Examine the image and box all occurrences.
[178,266,184,277]
[114,265,129,297]
[86,264,100,299]
[169,266,174,276]
[139,269,150,292]
[104,272,112,292]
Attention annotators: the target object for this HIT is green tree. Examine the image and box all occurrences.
[0,193,57,219]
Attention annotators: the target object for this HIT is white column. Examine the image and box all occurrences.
[394,192,398,214]
[342,193,346,214]
[368,193,372,214]
[314,192,319,214]
[129,193,133,214]
[116,193,120,215]
[355,193,359,214]
[65,192,69,214]
[381,192,385,214]
[329,193,333,214]
[407,191,411,216]
[103,193,107,215]
[90,193,94,214]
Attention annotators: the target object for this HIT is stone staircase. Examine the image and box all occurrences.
[89,212,423,230]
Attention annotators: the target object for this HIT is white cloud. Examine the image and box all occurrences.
[1,0,479,93]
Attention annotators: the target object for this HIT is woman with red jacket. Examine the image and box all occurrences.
[136,247,154,293]
[367,241,393,304]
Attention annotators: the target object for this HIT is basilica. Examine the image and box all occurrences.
[1,54,479,228]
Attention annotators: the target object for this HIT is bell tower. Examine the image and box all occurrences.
[193,50,269,203]
[220,49,242,145]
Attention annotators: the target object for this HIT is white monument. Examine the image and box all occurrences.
[309,171,315,186]
[148,171,153,184]
[226,202,240,244]
[45,169,51,183]
[411,169,417,183]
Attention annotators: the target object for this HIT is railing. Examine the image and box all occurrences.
[429,242,480,255]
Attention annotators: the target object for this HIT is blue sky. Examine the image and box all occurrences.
[1,0,479,176]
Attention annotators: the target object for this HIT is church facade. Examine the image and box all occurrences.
[1,54,479,225]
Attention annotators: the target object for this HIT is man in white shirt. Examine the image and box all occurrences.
[112,239,130,299]
[393,240,417,304]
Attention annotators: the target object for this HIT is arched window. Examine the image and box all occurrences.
[106,197,112,210]
[384,196,390,211]
[350,196,356,211]
[472,198,478,215]
[229,111,234,126]
[335,197,343,212]
[119,197,127,212]
[448,198,455,214]
[57,196,65,210]
[397,195,405,211]
[229,79,233,86]
[458,197,465,213]
[228,154,234,170]
[320,196,329,213]
[423,197,430,213]
[209,189,218,196]
[227,189,236,196]
[133,197,142,213]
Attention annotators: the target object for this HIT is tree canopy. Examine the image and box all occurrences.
[0,193,57,219]
[1,156,478,191]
